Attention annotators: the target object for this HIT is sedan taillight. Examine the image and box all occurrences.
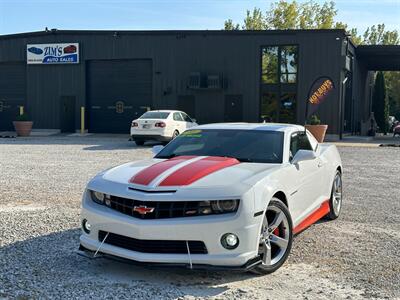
[155,122,166,128]
[131,122,138,127]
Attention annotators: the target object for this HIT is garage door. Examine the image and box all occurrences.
[87,59,152,133]
[0,63,26,131]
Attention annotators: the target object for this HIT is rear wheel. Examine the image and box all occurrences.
[326,171,342,220]
[135,140,145,146]
[172,130,179,139]
[251,198,293,275]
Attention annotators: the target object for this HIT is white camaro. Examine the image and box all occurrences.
[80,123,342,274]
[130,110,197,145]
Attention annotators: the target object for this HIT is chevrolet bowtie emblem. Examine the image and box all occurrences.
[133,205,155,215]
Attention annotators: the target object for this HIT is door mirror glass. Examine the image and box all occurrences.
[291,149,316,164]
[152,145,164,156]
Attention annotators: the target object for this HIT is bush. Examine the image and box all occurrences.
[15,113,31,122]
[308,114,321,125]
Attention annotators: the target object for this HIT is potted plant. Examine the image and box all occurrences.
[13,113,33,137]
[305,114,328,142]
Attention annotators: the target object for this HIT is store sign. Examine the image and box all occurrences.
[306,76,335,118]
[26,43,79,64]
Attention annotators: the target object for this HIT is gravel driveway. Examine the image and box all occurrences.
[0,136,399,299]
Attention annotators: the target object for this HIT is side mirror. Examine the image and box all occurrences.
[152,145,164,156]
[192,118,197,123]
[291,149,317,165]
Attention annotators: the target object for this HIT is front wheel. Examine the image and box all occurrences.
[326,171,342,220]
[251,198,293,275]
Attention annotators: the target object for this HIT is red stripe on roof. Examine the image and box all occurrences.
[293,200,330,234]
[159,156,240,186]
[129,156,196,186]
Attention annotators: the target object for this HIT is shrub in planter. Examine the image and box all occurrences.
[13,113,33,137]
[305,114,328,142]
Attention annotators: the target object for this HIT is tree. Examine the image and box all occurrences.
[372,72,389,134]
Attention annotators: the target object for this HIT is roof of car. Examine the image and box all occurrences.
[193,123,305,133]
[146,110,181,113]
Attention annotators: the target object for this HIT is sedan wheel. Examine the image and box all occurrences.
[327,171,342,220]
[252,198,293,274]
[172,130,179,139]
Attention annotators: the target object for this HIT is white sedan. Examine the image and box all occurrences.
[130,110,197,145]
[80,123,342,274]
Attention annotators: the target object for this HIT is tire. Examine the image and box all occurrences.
[135,140,145,146]
[172,130,179,139]
[251,198,293,275]
[326,170,342,220]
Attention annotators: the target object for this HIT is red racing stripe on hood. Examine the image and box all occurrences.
[129,156,196,185]
[158,156,240,186]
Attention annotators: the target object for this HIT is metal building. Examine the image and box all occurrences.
[0,29,399,137]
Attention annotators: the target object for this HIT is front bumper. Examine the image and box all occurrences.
[80,189,261,267]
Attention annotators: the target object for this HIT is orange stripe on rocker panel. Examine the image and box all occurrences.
[129,156,196,185]
[159,156,240,186]
[293,200,330,234]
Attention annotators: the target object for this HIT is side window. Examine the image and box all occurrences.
[173,112,183,121]
[181,113,192,122]
[290,132,313,159]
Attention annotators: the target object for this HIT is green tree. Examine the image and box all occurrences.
[372,72,389,134]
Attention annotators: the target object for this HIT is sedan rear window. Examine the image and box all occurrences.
[140,112,170,119]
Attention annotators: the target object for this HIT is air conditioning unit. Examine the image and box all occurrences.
[207,75,221,89]
[188,72,202,89]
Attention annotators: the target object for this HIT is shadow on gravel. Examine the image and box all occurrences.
[0,135,162,151]
[0,228,253,298]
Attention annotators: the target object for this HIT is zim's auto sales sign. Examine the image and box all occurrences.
[26,43,79,64]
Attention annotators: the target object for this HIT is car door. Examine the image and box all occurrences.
[180,112,196,129]
[287,132,325,223]
[172,112,185,133]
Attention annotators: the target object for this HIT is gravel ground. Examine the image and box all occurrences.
[0,135,399,299]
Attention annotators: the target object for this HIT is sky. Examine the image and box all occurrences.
[0,0,399,35]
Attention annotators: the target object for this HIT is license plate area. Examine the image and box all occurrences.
[142,124,151,129]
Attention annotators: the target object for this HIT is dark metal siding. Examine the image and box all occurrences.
[87,59,152,133]
[0,30,348,134]
[0,63,26,131]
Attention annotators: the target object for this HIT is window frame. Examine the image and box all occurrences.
[259,44,299,123]
[289,131,314,162]
[173,112,184,121]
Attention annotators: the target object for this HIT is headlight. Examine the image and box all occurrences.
[90,190,105,204]
[210,200,239,214]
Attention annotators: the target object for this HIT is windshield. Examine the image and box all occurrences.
[140,111,170,119]
[156,129,284,163]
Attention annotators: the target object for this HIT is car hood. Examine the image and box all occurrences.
[97,156,280,192]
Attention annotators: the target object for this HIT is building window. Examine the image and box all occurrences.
[279,93,296,123]
[280,46,298,83]
[261,47,279,84]
[261,93,279,122]
[261,45,298,84]
[260,45,298,123]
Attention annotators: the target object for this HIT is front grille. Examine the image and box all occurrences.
[106,195,206,219]
[99,231,208,254]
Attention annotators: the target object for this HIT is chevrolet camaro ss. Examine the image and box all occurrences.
[79,123,343,274]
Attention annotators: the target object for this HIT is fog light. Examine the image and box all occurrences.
[82,219,91,234]
[221,233,239,250]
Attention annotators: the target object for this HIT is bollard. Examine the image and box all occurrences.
[81,106,85,134]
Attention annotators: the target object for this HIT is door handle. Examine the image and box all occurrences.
[318,161,323,168]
